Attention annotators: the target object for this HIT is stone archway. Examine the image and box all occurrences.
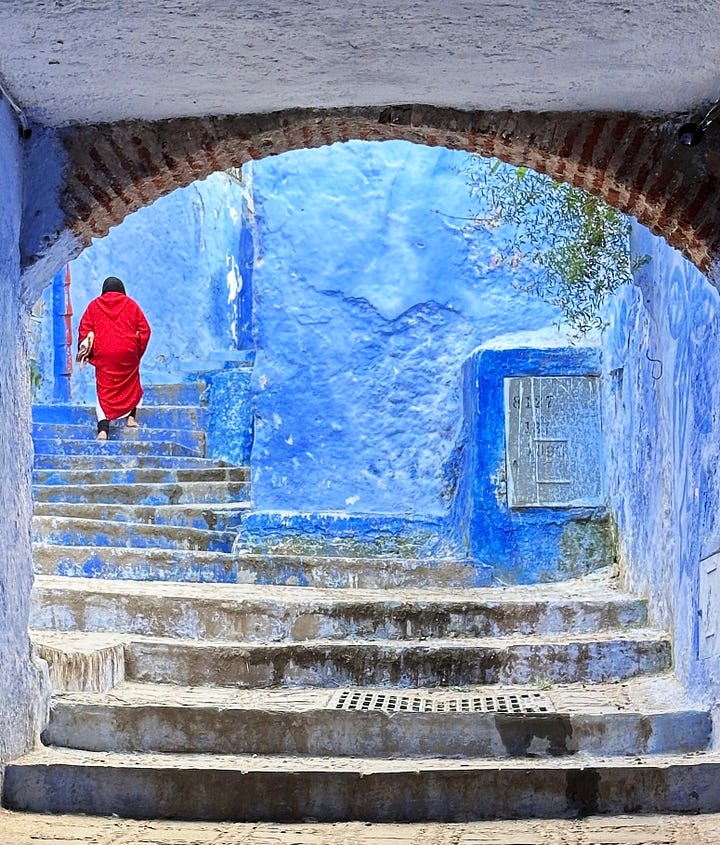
[8,98,720,769]
[23,105,720,305]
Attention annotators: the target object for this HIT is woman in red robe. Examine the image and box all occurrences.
[77,276,151,440]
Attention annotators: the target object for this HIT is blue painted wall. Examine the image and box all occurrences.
[35,172,246,404]
[603,221,720,714]
[0,100,49,761]
[32,139,619,582]
[452,343,611,584]
[247,141,573,529]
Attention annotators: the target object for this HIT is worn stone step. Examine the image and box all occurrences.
[33,544,239,582]
[6,746,720,821]
[235,552,491,589]
[34,479,250,505]
[33,454,226,471]
[30,575,650,642]
[32,517,235,552]
[32,438,201,458]
[41,676,710,758]
[33,422,206,452]
[32,545,487,586]
[120,630,670,688]
[179,350,255,371]
[33,632,127,693]
[33,465,249,486]
[30,629,670,690]
[33,404,208,431]
[33,502,250,531]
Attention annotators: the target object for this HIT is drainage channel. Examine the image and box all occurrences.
[329,690,555,713]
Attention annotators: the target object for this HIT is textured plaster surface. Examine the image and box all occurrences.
[18,127,75,308]
[0,101,49,763]
[34,173,245,403]
[2,1,720,126]
[603,223,720,716]
[248,141,568,519]
[205,368,253,465]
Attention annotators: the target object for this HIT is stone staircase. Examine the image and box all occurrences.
[4,384,720,820]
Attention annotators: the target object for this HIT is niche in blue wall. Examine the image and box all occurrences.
[452,344,613,584]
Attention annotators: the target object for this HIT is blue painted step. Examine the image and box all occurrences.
[33,423,205,453]
[176,350,255,374]
[33,544,240,583]
[34,479,251,505]
[141,382,207,406]
[33,466,249,486]
[33,454,224,471]
[32,545,486,588]
[33,502,250,531]
[32,516,234,552]
[33,404,208,431]
[32,439,201,458]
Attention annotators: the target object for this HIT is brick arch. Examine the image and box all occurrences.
[57,105,720,278]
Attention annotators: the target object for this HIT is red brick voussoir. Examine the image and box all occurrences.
[57,105,720,280]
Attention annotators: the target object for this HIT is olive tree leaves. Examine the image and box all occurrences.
[463,157,647,334]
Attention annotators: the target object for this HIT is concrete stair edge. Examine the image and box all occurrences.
[31,573,652,641]
[41,676,711,758]
[29,628,672,689]
[5,746,720,820]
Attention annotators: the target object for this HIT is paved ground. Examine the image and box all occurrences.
[4,811,720,844]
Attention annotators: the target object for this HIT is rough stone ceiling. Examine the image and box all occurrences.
[2,0,720,127]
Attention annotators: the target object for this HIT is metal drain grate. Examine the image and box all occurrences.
[328,690,555,714]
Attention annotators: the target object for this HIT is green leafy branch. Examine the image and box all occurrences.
[464,157,648,334]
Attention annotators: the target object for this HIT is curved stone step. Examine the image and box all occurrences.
[33,632,127,694]
[33,544,239,582]
[235,552,491,588]
[34,479,250,505]
[41,677,710,758]
[33,466,249,486]
[32,545,489,586]
[31,575,650,642]
[33,439,201,458]
[121,630,671,688]
[32,422,206,452]
[140,383,206,406]
[33,502,250,531]
[6,746,720,821]
[32,517,235,552]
